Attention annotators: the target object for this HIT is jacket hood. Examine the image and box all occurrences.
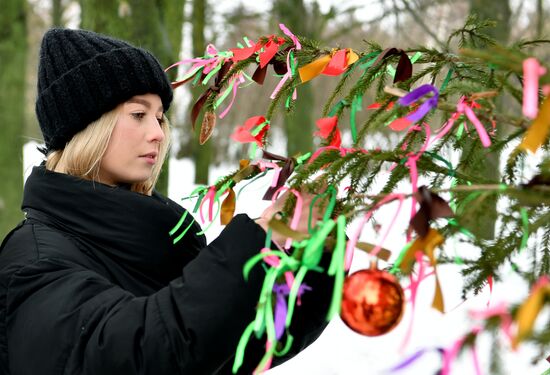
[21,165,205,293]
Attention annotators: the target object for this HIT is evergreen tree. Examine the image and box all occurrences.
[171,17,550,373]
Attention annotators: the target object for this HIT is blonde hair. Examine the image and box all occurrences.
[45,105,171,195]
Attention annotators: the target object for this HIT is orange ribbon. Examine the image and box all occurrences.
[220,188,236,225]
[400,228,445,312]
[519,96,550,153]
[512,276,550,349]
[298,48,359,83]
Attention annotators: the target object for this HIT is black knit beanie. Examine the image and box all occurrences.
[35,28,173,152]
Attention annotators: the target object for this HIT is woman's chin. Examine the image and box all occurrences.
[119,173,152,185]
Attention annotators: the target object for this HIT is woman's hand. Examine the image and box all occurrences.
[255,187,325,248]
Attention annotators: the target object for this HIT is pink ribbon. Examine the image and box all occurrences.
[260,247,280,267]
[219,73,246,119]
[344,193,405,270]
[271,187,303,249]
[257,160,282,189]
[270,47,296,99]
[523,58,547,119]
[441,336,464,375]
[441,328,482,375]
[199,186,217,223]
[402,123,431,237]
[434,112,461,141]
[470,301,513,343]
[486,275,493,307]
[253,340,273,374]
[269,24,301,100]
[279,23,301,50]
[400,251,427,352]
[456,97,491,147]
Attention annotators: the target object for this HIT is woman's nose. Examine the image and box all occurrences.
[148,119,165,143]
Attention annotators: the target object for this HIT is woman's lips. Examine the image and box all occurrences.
[140,152,158,164]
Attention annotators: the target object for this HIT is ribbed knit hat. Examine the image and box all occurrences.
[36,28,173,152]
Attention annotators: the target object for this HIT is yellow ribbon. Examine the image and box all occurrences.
[220,188,236,225]
[298,48,359,83]
[400,228,446,312]
[512,277,550,349]
[519,96,550,153]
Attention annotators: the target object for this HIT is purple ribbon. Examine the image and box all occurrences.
[388,347,444,372]
[273,283,311,340]
[398,84,439,123]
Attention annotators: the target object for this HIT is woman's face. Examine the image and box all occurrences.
[98,93,165,186]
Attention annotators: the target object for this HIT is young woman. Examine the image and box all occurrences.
[0,28,332,374]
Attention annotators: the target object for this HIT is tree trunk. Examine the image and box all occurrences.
[286,84,314,156]
[465,0,511,240]
[52,0,63,26]
[80,0,185,195]
[536,0,543,38]
[272,0,314,157]
[469,0,511,43]
[0,0,26,237]
[190,0,211,184]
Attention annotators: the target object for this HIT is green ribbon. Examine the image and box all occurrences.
[254,343,276,374]
[456,121,465,139]
[440,68,454,91]
[390,242,413,274]
[274,334,294,356]
[202,62,222,85]
[254,268,280,333]
[296,152,312,165]
[285,266,309,327]
[343,51,379,78]
[350,94,362,143]
[358,52,381,70]
[242,250,289,281]
[213,79,236,109]
[172,218,196,244]
[328,99,347,117]
[308,185,337,233]
[189,186,209,213]
[232,321,255,373]
[422,151,460,216]
[410,52,422,64]
[169,210,188,237]
[447,218,475,239]
[177,66,203,84]
[236,170,268,200]
[249,142,258,159]
[385,52,422,78]
[326,215,347,320]
[519,207,529,252]
[302,219,336,267]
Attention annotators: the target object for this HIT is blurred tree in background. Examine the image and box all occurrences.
[2,0,549,233]
[79,0,184,194]
[0,0,27,238]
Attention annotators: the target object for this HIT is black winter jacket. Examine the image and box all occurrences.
[0,166,331,375]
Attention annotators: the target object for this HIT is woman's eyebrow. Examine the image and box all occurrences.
[127,98,163,112]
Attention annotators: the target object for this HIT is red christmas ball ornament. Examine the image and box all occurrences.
[340,268,405,336]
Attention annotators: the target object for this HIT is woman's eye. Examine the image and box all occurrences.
[131,112,146,120]
[157,117,165,125]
